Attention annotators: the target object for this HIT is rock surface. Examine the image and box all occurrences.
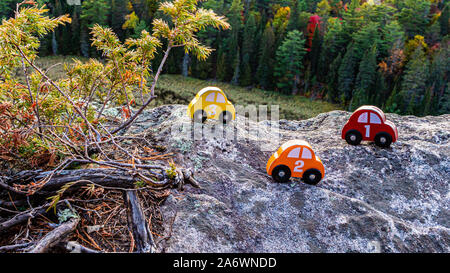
[132,105,450,253]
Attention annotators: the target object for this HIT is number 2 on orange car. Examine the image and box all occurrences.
[293,160,304,173]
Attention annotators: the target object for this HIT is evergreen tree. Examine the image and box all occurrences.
[373,70,388,107]
[110,0,128,40]
[310,24,322,77]
[429,41,449,115]
[338,44,358,104]
[422,88,433,116]
[352,46,377,110]
[240,53,252,86]
[342,0,363,37]
[240,12,257,86]
[274,30,307,95]
[256,22,276,90]
[0,0,18,20]
[380,20,404,58]
[80,0,110,57]
[216,48,227,81]
[425,15,442,46]
[359,2,396,25]
[438,82,450,115]
[227,0,244,83]
[305,0,321,12]
[326,52,341,102]
[143,0,160,21]
[81,0,110,27]
[352,22,382,59]
[385,84,402,114]
[398,46,430,114]
[318,17,345,81]
[322,17,348,60]
[398,0,431,39]
[439,2,449,36]
[287,0,301,31]
[135,20,148,38]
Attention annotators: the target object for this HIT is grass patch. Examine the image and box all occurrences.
[153,74,341,120]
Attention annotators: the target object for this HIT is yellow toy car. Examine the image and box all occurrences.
[187,87,236,124]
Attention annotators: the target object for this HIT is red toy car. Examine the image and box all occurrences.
[341,106,398,148]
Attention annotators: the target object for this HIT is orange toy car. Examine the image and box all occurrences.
[266,140,325,185]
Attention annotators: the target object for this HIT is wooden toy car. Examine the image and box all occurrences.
[341,105,398,148]
[266,140,325,185]
[187,87,236,124]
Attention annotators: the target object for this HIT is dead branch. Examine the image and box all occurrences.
[0,242,33,253]
[0,203,50,233]
[0,199,26,208]
[28,217,79,253]
[123,190,155,253]
[3,168,137,192]
[0,177,29,195]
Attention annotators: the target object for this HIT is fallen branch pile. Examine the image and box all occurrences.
[0,163,200,253]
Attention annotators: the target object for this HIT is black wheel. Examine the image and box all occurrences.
[193,110,207,123]
[271,165,291,183]
[345,130,362,146]
[374,132,392,148]
[302,169,322,185]
[219,111,233,124]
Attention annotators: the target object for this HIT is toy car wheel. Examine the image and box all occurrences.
[345,130,362,145]
[302,169,322,185]
[272,165,291,183]
[193,110,207,123]
[374,132,392,148]
[219,111,233,124]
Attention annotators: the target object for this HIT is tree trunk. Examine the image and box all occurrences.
[182,52,189,77]
[231,48,241,85]
[80,27,89,58]
[52,32,58,55]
